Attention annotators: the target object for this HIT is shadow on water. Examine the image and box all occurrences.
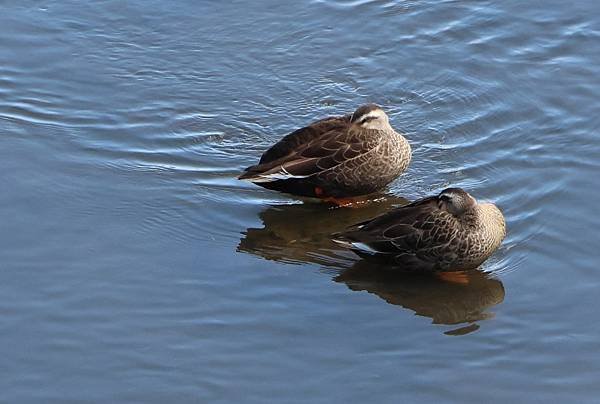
[238,196,505,335]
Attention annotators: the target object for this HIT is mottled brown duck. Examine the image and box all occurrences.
[238,104,411,203]
[334,188,506,271]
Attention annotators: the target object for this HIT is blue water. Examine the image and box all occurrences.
[1,0,600,402]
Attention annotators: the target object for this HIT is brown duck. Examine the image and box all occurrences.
[334,188,506,271]
[239,104,411,202]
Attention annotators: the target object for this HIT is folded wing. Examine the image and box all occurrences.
[239,115,376,182]
[334,197,456,267]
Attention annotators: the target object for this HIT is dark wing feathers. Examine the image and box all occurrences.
[240,114,377,181]
[337,196,457,260]
[358,196,438,232]
[255,157,320,178]
[258,115,350,164]
[343,146,362,160]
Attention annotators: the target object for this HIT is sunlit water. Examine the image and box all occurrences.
[1,0,600,402]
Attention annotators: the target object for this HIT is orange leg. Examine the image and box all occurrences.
[436,271,470,285]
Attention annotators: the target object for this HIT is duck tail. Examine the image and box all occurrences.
[238,171,260,181]
[331,237,354,249]
[332,231,381,255]
[238,165,268,182]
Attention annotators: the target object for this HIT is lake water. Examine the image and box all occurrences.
[1,0,600,402]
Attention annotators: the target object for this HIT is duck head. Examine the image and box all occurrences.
[438,188,477,216]
[350,104,390,131]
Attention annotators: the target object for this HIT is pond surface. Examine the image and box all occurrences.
[1,0,600,402]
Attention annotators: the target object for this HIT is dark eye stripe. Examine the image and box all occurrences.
[360,116,377,124]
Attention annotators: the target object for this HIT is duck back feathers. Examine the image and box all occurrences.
[239,105,411,198]
[334,189,506,271]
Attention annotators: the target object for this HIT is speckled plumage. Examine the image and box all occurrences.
[238,104,411,198]
[334,188,506,271]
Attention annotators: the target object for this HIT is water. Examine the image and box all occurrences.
[1,0,599,402]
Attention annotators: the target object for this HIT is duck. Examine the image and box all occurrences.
[333,188,506,271]
[238,104,411,203]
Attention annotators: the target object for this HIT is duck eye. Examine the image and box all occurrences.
[440,194,451,202]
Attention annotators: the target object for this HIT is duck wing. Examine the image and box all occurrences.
[258,115,351,164]
[335,196,457,265]
[239,114,376,182]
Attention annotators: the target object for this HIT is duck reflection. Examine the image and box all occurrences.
[238,195,408,266]
[238,197,505,335]
[335,261,504,335]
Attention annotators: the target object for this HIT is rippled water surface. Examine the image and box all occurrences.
[2,0,600,402]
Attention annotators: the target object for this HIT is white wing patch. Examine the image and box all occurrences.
[348,242,380,254]
[247,167,311,183]
[332,239,381,254]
